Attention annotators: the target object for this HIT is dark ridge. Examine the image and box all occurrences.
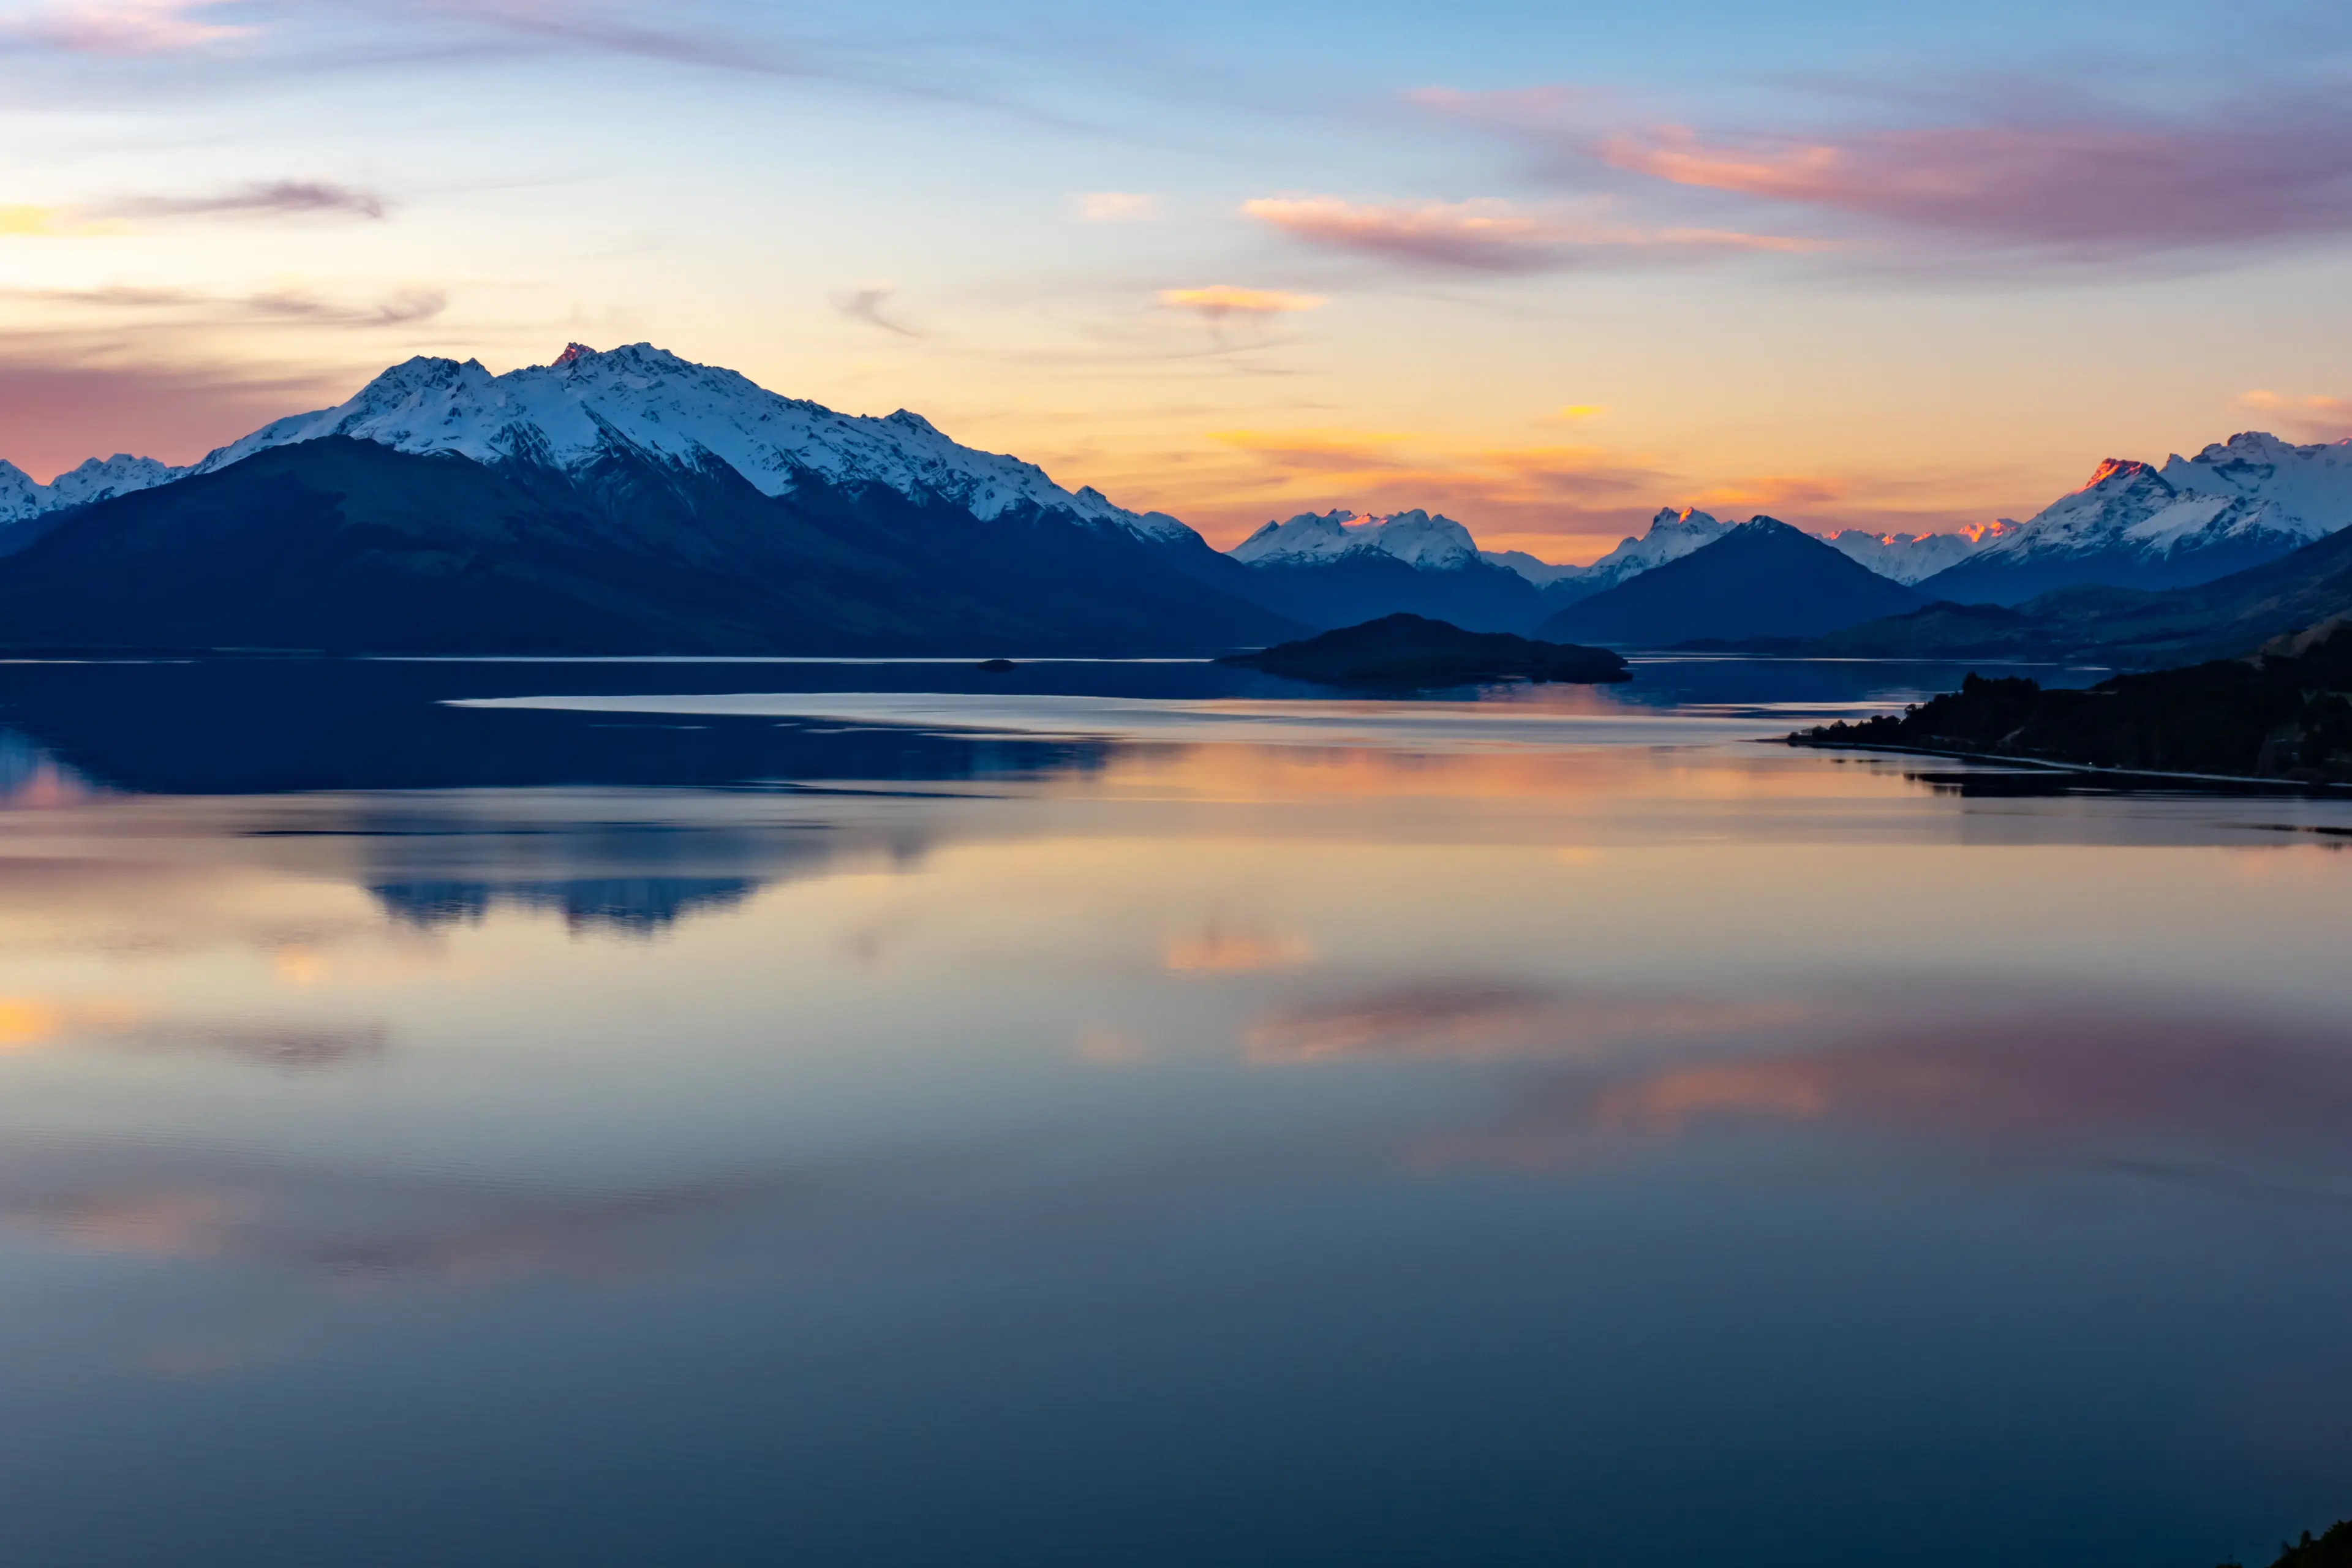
[1803,521,2352,668]
[1221,612,1627,687]
[1539,518,1923,647]
[0,436,1302,657]
[1790,620,2352,785]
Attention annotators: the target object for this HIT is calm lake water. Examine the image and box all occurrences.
[0,655,2346,1568]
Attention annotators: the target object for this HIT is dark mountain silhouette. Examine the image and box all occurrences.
[1792,622,2352,784]
[1229,552,1545,633]
[0,437,1300,656]
[1222,613,1626,687]
[1804,518,2352,666]
[1537,518,1924,647]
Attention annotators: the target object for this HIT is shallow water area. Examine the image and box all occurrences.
[0,655,2344,1568]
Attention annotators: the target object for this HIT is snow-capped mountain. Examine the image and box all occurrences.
[0,342,1308,656]
[1822,521,2013,585]
[192,342,1191,545]
[1225,509,1544,632]
[1231,508,1483,569]
[1477,549,1589,587]
[1540,518,1926,648]
[0,454,186,526]
[1921,432,2352,605]
[1578,508,1732,594]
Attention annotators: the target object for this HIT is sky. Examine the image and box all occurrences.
[3,0,2351,560]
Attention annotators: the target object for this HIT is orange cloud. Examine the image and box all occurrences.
[2237,390,2352,441]
[1157,285,1326,320]
[1599,127,1847,200]
[1689,474,1849,513]
[1194,424,1668,559]
[1243,194,1820,271]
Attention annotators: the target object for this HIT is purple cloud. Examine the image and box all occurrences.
[1427,85,2352,262]
[104,180,387,221]
[1243,194,1819,273]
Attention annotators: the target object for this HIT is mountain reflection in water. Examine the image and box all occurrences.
[0,656,2344,1568]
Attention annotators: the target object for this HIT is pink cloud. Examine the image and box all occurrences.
[12,0,248,53]
[2237,391,2352,443]
[1242,194,1817,272]
[1427,86,2352,260]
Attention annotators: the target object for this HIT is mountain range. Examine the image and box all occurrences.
[1227,509,1545,631]
[1539,519,1928,646]
[0,345,1296,655]
[1912,434,2352,605]
[3,341,2350,658]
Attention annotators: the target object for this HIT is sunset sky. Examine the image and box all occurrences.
[4,0,2351,559]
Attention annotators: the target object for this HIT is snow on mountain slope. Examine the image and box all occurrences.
[2157,431,2352,537]
[1578,508,1732,591]
[1479,549,1591,587]
[1230,508,1482,570]
[190,343,1191,544]
[1966,434,2352,571]
[0,454,187,526]
[1822,521,2013,584]
[0,462,37,526]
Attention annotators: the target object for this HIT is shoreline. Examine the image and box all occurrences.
[1784,735,2352,797]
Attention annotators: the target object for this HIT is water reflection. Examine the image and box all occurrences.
[370,877,764,933]
[0,658,2343,1568]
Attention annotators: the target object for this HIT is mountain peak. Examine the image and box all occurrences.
[1227,507,1477,569]
[2079,457,2162,492]
[176,345,1191,545]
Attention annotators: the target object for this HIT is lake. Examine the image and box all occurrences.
[0,654,2345,1568]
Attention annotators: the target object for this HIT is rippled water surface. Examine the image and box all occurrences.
[0,655,2346,1568]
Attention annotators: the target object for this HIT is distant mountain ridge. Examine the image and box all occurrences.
[1225,508,1545,632]
[9,345,2349,656]
[190,342,1195,544]
[1822,521,2015,584]
[0,453,187,529]
[0,435,1298,655]
[1803,514,2352,668]
[1539,518,1926,647]
[1918,433,2352,604]
[0,344,1304,655]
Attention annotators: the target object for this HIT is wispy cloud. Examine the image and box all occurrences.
[1077,191,1160,222]
[0,183,386,236]
[1243,194,1814,272]
[23,282,446,326]
[102,179,388,221]
[1425,83,2352,265]
[829,283,920,337]
[8,0,249,53]
[1157,285,1325,322]
[2237,390,2352,442]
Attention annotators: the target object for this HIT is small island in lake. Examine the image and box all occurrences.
[1791,619,2352,785]
[1222,613,1630,687]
